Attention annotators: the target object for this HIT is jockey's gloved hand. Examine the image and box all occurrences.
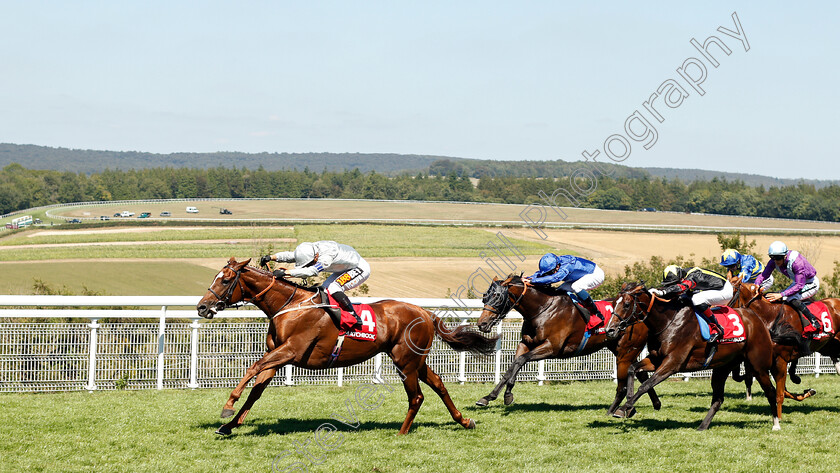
[649,288,665,297]
[272,268,286,279]
[662,285,682,296]
[259,255,272,267]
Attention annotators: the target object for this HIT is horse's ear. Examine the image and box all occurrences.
[232,257,250,270]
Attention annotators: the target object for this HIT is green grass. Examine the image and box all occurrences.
[0,225,551,261]
[0,261,218,295]
[0,227,295,246]
[294,224,552,258]
[2,377,840,472]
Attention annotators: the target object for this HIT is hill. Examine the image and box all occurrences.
[2,143,839,188]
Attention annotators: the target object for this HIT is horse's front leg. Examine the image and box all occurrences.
[216,368,277,435]
[476,341,554,407]
[614,356,679,419]
[221,344,296,419]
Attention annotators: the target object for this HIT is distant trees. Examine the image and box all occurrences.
[1,163,839,223]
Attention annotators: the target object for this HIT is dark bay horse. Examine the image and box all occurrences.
[606,282,797,431]
[473,274,661,415]
[730,280,840,401]
[196,258,498,435]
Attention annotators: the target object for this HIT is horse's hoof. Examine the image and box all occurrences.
[215,425,232,436]
[626,407,637,418]
[790,373,801,384]
[221,409,235,419]
[807,389,817,397]
[611,409,626,419]
[652,401,662,411]
[475,397,490,407]
[465,419,476,429]
[772,424,781,431]
[503,393,514,406]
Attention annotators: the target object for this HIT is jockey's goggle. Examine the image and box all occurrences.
[544,263,562,276]
[302,253,320,268]
[771,255,785,261]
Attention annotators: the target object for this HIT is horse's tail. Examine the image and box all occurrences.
[769,314,801,347]
[431,312,498,356]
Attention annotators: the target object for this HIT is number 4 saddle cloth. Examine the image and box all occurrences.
[805,301,835,340]
[326,293,378,341]
[695,306,745,344]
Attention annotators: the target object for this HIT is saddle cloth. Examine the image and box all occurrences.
[695,306,745,344]
[586,300,615,333]
[326,293,377,341]
[806,301,834,340]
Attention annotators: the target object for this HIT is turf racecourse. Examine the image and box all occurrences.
[3,378,840,472]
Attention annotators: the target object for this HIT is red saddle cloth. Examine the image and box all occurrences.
[327,293,377,341]
[806,301,834,340]
[586,300,614,333]
[709,306,746,344]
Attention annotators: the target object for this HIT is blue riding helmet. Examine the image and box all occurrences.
[537,253,561,275]
[719,249,741,267]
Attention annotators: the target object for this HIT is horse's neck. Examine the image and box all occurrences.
[646,300,683,333]
[518,289,570,322]
[246,274,313,316]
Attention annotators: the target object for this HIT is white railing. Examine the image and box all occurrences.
[0,296,833,392]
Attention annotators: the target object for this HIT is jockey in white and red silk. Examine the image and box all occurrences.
[650,265,733,344]
[261,241,370,330]
[523,253,606,325]
[755,241,821,342]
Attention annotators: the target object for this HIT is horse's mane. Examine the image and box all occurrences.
[245,264,321,292]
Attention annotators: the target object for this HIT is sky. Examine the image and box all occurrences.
[1,1,838,179]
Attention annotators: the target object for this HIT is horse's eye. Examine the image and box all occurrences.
[222,278,231,284]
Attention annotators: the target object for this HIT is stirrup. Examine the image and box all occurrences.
[708,331,720,344]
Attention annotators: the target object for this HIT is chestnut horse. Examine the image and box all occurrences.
[606,282,799,431]
[729,280,840,401]
[196,258,497,435]
[473,274,661,415]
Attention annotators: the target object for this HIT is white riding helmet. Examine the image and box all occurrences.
[768,241,788,257]
[293,242,318,267]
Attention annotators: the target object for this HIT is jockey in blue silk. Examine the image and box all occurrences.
[719,249,774,289]
[260,241,370,330]
[523,253,606,325]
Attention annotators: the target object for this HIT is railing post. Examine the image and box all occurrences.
[337,367,344,387]
[374,353,383,384]
[86,318,100,392]
[284,365,294,386]
[156,307,166,390]
[537,360,546,386]
[612,353,618,384]
[814,353,822,378]
[458,351,467,385]
[494,323,503,384]
[187,318,200,389]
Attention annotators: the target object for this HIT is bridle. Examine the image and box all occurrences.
[727,279,742,307]
[207,264,289,316]
[481,280,527,324]
[610,285,673,336]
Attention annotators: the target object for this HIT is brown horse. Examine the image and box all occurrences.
[196,258,498,435]
[473,274,661,415]
[607,282,798,431]
[729,280,840,401]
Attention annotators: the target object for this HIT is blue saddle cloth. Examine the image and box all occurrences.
[695,312,712,341]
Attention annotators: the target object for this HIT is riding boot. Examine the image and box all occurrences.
[581,295,604,325]
[696,303,723,343]
[332,291,362,331]
[789,299,821,333]
[789,299,817,356]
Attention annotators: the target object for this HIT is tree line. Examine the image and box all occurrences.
[2,163,840,222]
